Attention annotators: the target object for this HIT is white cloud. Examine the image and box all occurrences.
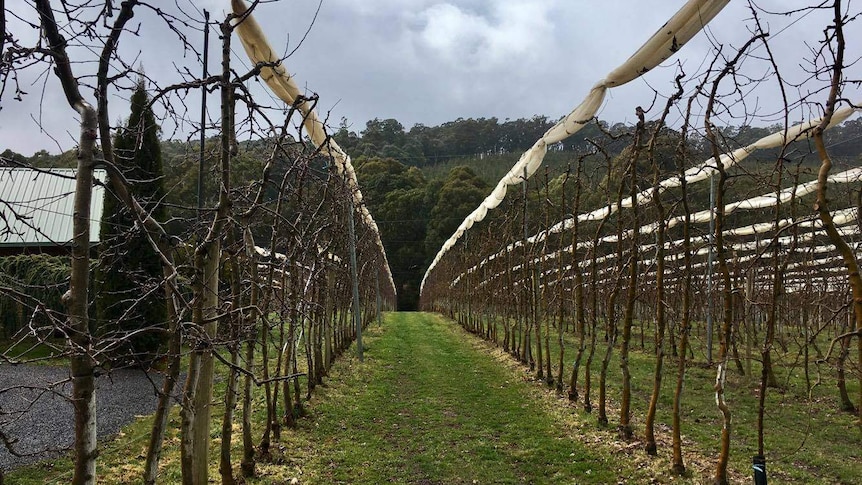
[339,0,435,16]
[412,1,556,70]
[1,0,860,155]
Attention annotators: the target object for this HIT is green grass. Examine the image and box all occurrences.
[473,314,862,484]
[9,312,858,484]
[8,313,652,484]
[0,337,65,364]
[287,312,644,484]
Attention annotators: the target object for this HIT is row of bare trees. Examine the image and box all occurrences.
[2,1,395,484]
[421,4,860,484]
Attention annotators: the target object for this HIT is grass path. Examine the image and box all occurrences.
[6,311,855,483]
[283,312,642,484]
[8,312,705,483]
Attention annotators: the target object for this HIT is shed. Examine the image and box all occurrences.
[0,167,106,256]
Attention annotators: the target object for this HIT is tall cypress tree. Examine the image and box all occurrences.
[96,79,167,366]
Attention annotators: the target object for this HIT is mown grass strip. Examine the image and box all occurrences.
[285,312,647,484]
[8,312,655,483]
[469,313,861,484]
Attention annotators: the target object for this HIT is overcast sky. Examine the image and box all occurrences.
[2,0,860,156]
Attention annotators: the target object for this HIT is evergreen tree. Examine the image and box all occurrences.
[424,166,489,258]
[96,79,167,366]
[355,157,430,310]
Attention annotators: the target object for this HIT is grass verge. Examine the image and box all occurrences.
[466,313,862,484]
[8,312,655,484]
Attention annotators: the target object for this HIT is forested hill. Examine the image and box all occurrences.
[5,114,861,187]
[2,115,861,310]
[333,116,609,168]
[333,115,862,177]
[341,116,862,310]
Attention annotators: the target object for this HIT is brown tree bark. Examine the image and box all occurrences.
[219,246,242,485]
[88,4,189,479]
[812,0,861,429]
[181,17,235,484]
[704,35,766,484]
[645,81,683,455]
[567,160,586,400]
[671,171,693,474]
[619,108,645,440]
[671,91,698,476]
[36,2,99,482]
[836,311,857,412]
[599,150,629,427]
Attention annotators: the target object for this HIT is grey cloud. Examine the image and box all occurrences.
[1,0,859,156]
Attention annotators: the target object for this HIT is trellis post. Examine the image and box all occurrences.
[346,194,363,361]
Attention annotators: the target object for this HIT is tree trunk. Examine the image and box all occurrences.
[567,163,585,400]
[583,235,602,414]
[704,35,765,484]
[36,2,99,482]
[219,247,243,485]
[144,286,182,485]
[645,278,666,451]
[219,339,240,485]
[671,96,694,475]
[88,3,188,479]
[599,273,622,428]
[619,109,645,441]
[837,311,857,412]
[183,19,234,483]
[234,231,259,476]
[811,2,861,428]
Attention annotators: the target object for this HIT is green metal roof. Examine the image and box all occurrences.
[0,168,106,247]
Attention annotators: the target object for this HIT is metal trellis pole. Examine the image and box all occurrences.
[375,267,382,326]
[347,193,363,361]
[197,9,210,218]
[706,171,716,364]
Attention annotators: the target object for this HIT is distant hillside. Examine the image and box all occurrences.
[333,115,862,186]
[4,114,860,188]
[2,115,859,312]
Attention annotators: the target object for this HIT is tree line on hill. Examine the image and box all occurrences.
[3,114,861,312]
[333,114,862,168]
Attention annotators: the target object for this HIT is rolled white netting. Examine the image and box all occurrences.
[423,0,732,291]
[447,103,860,289]
[231,0,396,294]
[533,107,859,244]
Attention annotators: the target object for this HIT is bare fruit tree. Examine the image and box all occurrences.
[2,1,395,484]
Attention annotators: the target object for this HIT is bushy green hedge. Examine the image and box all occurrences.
[0,254,71,338]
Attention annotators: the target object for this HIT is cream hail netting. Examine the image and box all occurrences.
[462,208,862,293]
[231,0,395,294]
[447,103,861,290]
[534,108,860,244]
[422,0,732,291]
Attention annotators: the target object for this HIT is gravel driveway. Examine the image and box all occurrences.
[0,365,172,471]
